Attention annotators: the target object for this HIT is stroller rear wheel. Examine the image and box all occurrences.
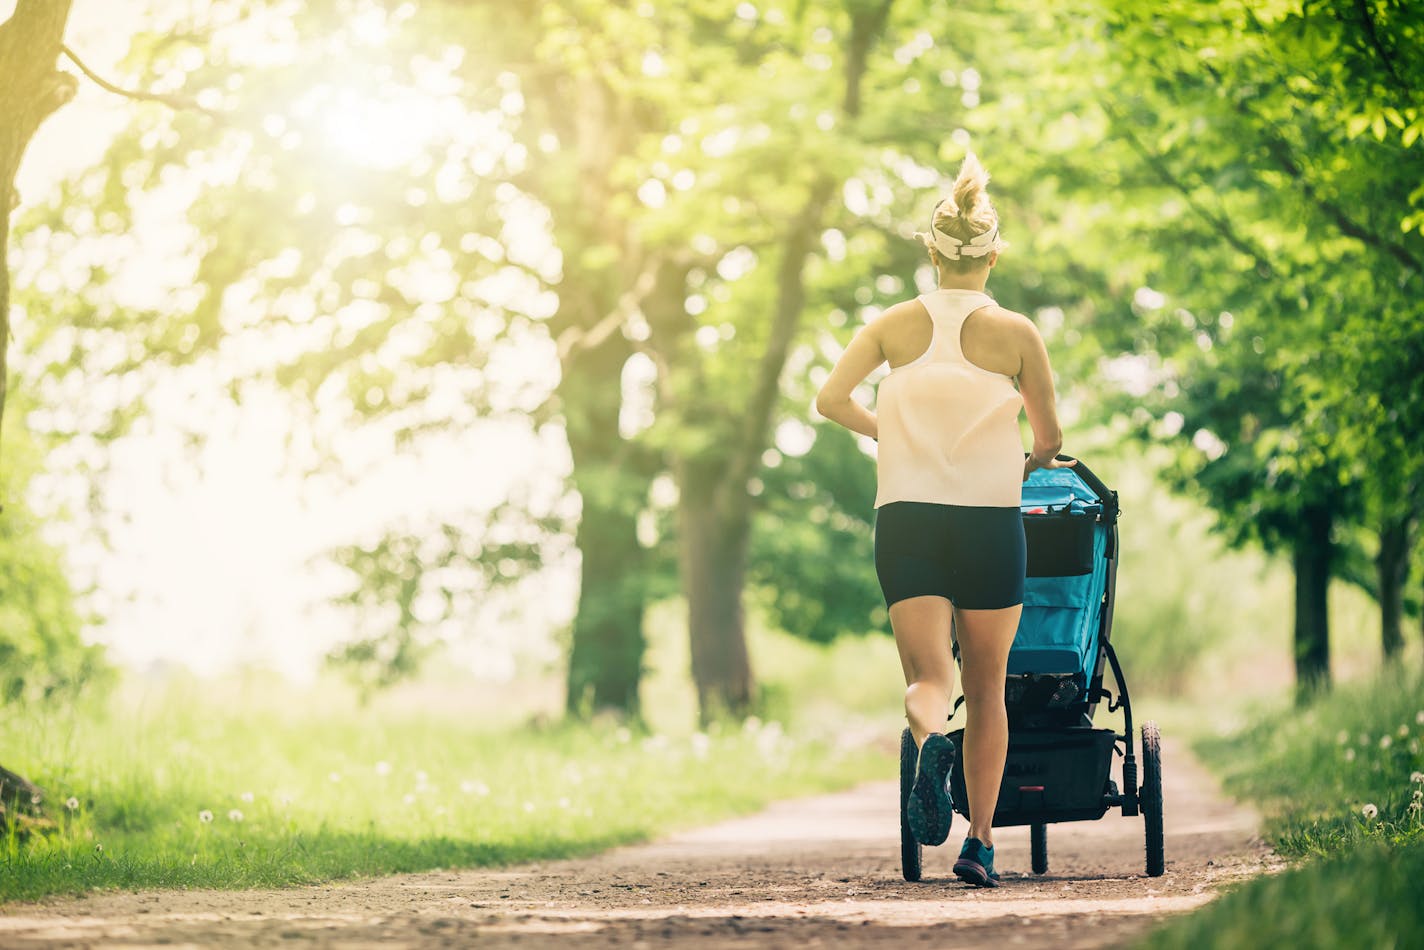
[1030,822,1048,875]
[899,728,923,882]
[1141,721,1165,877]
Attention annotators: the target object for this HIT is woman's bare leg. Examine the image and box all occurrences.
[889,595,955,747]
[954,604,1022,846]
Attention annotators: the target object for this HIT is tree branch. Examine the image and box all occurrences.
[1200,60,1424,277]
[1104,102,1278,280]
[719,0,896,511]
[555,254,661,362]
[1347,0,1409,98]
[842,0,895,118]
[60,43,219,117]
[1259,128,1423,275]
[721,177,836,512]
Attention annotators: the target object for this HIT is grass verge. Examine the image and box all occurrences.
[1135,662,1424,948]
[2,675,892,904]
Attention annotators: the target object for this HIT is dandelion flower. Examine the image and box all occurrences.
[558,796,571,809]
[199,809,214,823]
[240,791,254,803]
[1399,725,1410,739]
[1362,803,1378,820]
[523,801,535,813]
[1413,789,1422,801]
[375,761,392,776]
[403,793,416,806]
[1336,730,1349,745]
[1380,735,1393,750]
[65,797,79,811]
[415,770,429,786]
[329,771,342,783]
[94,843,103,854]
[1412,772,1424,784]
[228,809,244,822]
[1344,748,1356,762]
[1417,711,1424,725]
[30,793,41,806]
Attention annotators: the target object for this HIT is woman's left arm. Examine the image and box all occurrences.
[814,322,885,440]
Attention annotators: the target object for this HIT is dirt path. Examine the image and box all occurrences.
[0,738,1275,948]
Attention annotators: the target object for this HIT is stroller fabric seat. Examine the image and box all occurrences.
[1008,468,1110,688]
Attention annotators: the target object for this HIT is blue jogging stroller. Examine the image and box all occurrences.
[898,457,1165,880]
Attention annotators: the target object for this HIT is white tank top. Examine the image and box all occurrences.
[873,289,1025,509]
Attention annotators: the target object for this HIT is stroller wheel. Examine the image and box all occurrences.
[899,728,923,882]
[1141,721,1165,877]
[1030,822,1048,875]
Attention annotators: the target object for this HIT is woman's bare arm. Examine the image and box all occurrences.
[814,321,885,440]
[1014,315,1075,479]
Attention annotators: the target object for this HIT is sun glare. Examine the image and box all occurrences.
[320,88,445,170]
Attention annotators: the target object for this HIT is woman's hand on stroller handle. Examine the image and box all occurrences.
[1024,451,1077,481]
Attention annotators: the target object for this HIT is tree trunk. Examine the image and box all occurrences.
[0,0,77,457]
[0,762,53,836]
[1377,512,1413,662]
[0,0,77,818]
[561,330,647,718]
[679,464,754,721]
[1292,502,1334,702]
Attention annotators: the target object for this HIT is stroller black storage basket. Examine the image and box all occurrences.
[946,727,1117,827]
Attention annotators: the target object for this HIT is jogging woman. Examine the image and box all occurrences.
[815,153,1073,887]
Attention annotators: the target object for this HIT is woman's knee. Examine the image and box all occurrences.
[959,677,1006,708]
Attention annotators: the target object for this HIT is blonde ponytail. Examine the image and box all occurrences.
[918,152,1005,269]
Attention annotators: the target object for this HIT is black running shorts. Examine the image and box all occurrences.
[873,501,1026,610]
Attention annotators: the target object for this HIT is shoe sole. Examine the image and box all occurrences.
[953,858,1000,888]
[906,736,953,846]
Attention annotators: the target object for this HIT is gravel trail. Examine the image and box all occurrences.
[0,737,1274,948]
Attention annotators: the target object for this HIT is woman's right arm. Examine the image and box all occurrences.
[1015,316,1075,480]
[814,321,885,441]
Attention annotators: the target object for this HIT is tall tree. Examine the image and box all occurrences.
[1092,0,1424,695]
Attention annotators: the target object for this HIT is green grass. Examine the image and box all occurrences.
[2,671,893,904]
[1138,837,1424,950]
[1196,663,1424,857]
[1135,662,1424,948]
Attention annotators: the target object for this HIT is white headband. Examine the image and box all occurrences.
[913,223,1002,261]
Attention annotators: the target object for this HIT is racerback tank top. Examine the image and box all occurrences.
[873,289,1025,509]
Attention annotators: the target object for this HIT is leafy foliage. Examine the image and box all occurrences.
[0,414,109,705]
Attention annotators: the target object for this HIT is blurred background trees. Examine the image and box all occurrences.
[1,0,1420,728]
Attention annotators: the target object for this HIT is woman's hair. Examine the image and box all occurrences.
[917,152,1006,273]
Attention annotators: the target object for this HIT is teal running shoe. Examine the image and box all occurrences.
[953,837,1001,887]
[906,733,954,846]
